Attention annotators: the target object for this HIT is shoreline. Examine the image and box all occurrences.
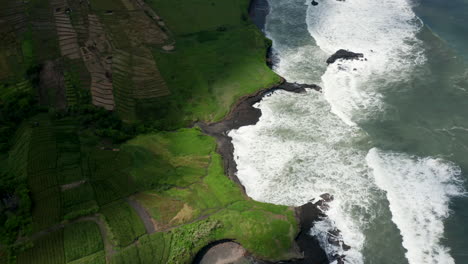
[198,80,328,263]
[196,0,329,263]
[198,80,320,192]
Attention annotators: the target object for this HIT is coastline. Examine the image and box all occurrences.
[198,81,328,264]
[195,0,330,263]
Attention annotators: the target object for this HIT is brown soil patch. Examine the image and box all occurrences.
[39,60,67,109]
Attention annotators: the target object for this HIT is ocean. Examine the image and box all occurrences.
[232,0,468,263]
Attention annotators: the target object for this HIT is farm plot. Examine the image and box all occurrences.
[62,182,98,220]
[0,0,28,80]
[17,229,65,264]
[51,0,81,59]
[38,60,67,109]
[63,58,91,105]
[28,169,58,194]
[86,149,135,205]
[132,48,169,99]
[112,49,135,120]
[112,47,170,121]
[27,116,58,175]
[68,251,105,264]
[110,232,172,264]
[95,9,170,120]
[7,122,32,182]
[31,186,62,232]
[0,0,28,35]
[66,0,90,45]
[54,118,84,185]
[28,0,60,61]
[101,200,146,247]
[81,14,114,110]
[92,171,135,206]
[64,221,104,262]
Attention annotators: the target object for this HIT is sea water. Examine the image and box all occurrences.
[230,0,468,263]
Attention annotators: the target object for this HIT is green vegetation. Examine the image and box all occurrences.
[101,200,146,247]
[149,26,278,125]
[62,183,99,220]
[128,129,298,261]
[0,0,299,263]
[139,0,280,129]
[17,230,65,264]
[64,221,104,262]
[68,251,105,264]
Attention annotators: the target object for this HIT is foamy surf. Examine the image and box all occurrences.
[366,148,465,264]
[229,90,373,264]
[230,0,464,263]
[306,0,425,125]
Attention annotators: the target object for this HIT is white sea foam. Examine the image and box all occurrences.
[264,0,328,83]
[230,0,462,263]
[306,0,425,125]
[366,148,465,264]
[229,90,374,264]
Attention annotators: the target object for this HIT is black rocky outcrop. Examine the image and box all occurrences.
[326,49,364,64]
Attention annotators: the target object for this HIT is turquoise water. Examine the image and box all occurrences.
[415,0,468,62]
[230,0,468,263]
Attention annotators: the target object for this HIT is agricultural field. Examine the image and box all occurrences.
[0,0,300,263]
[100,200,146,247]
[84,148,136,206]
[17,229,65,264]
[61,183,98,220]
[109,232,171,264]
[138,0,280,129]
[68,251,105,264]
[64,221,104,262]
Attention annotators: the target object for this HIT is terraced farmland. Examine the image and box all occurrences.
[101,200,146,247]
[64,221,104,262]
[17,229,65,264]
[51,0,81,60]
[28,0,60,61]
[0,0,299,263]
[0,0,28,79]
[112,48,170,120]
[82,14,115,110]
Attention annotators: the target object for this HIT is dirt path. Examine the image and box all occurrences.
[81,215,116,257]
[126,197,156,234]
[61,179,86,191]
[12,214,116,258]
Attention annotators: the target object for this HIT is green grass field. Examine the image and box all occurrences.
[62,183,99,220]
[127,129,298,261]
[64,221,104,262]
[101,200,146,247]
[146,0,248,35]
[17,229,65,264]
[67,251,105,264]
[124,128,214,189]
[132,0,280,129]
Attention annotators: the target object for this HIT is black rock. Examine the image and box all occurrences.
[311,0,319,6]
[326,49,364,64]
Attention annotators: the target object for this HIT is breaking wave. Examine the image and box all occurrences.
[229,0,464,263]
